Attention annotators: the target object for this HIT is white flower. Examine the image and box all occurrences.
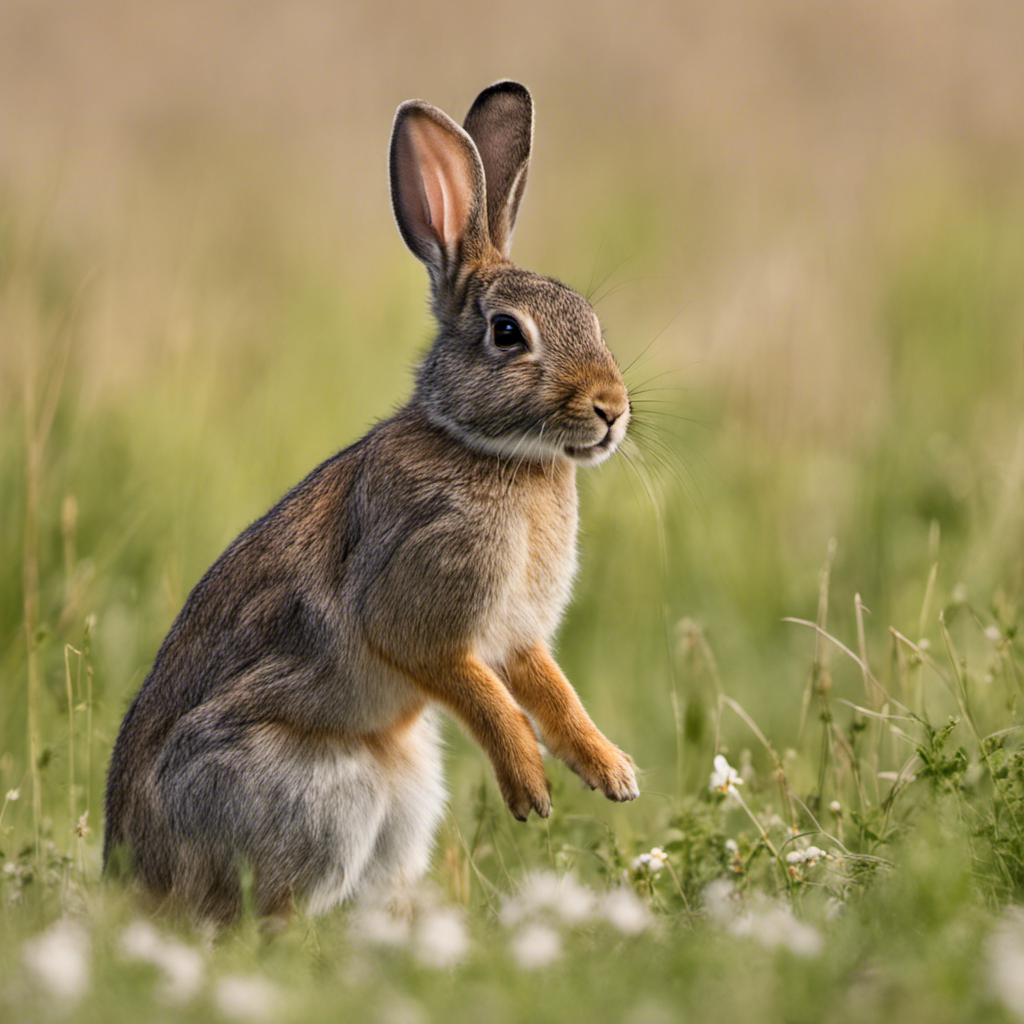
[631,848,668,875]
[985,626,1003,644]
[4,789,19,801]
[501,871,595,927]
[601,889,652,936]
[828,800,842,816]
[214,975,283,1022]
[350,907,411,947]
[704,882,821,957]
[414,907,469,968]
[118,920,204,1004]
[710,755,743,798]
[731,900,823,956]
[511,922,563,969]
[989,908,1024,1019]
[785,846,828,867]
[22,918,91,1003]
[704,879,739,924]
[825,897,844,921]
[725,839,739,856]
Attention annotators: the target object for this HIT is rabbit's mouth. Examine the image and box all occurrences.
[564,430,618,465]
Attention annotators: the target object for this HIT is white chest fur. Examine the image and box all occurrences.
[476,468,579,667]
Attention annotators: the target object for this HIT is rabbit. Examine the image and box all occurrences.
[103,80,638,925]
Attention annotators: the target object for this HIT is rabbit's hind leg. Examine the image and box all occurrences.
[150,709,391,922]
[353,709,447,916]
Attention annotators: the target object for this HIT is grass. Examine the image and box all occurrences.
[2,56,1024,1024]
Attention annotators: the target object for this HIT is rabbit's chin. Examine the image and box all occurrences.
[563,436,620,466]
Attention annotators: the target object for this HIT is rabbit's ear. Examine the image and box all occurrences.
[391,101,490,287]
[463,81,533,256]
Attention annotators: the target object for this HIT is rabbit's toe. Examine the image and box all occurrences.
[585,747,639,803]
[501,767,552,821]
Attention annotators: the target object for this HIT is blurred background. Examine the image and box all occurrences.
[2,0,1023,863]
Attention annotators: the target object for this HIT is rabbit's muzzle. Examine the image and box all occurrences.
[563,381,630,465]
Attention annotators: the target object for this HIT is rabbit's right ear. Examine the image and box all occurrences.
[463,81,533,256]
[390,101,490,288]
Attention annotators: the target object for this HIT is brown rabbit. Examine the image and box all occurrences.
[103,81,638,924]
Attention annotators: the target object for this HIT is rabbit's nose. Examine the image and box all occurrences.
[593,393,629,427]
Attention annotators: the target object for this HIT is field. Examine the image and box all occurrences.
[2,3,1024,1021]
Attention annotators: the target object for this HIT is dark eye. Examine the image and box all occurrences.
[491,314,527,351]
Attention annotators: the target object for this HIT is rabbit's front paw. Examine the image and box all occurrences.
[498,761,552,821]
[575,744,639,803]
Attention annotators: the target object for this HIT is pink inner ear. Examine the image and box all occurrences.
[408,119,472,251]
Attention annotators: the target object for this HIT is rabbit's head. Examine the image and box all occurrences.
[390,82,629,466]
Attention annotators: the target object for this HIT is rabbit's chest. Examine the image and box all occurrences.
[476,480,578,664]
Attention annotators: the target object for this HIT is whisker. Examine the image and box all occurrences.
[592,273,675,308]
[629,424,708,523]
[630,405,712,430]
[630,414,719,484]
[620,306,687,378]
[618,445,668,564]
[586,247,641,303]
[584,233,608,302]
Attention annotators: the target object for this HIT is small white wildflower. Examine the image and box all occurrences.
[118,920,204,1004]
[350,907,411,947]
[511,922,562,969]
[501,871,595,926]
[731,900,823,956]
[22,918,91,1003]
[785,846,827,867]
[631,848,668,875]
[725,839,739,855]
[706,882,821,956]
[5,789,19,801]
[703,879,738,924]
[828,800,841,816]
[985,626,1003,644]
[214,975,283,1022]
[414,906,469,968]
[989,908,1024,1019]
[709,755,743,799]
[601,888,652,936]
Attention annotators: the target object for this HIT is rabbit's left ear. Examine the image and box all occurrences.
[463,81,533,256]
[391,101,490,288]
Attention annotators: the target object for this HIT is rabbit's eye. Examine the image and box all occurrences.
[491,315,528,351]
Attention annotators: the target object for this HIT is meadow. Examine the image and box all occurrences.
[2,3,1024,1021]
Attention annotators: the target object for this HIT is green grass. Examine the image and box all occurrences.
[2,163,1024,1024]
